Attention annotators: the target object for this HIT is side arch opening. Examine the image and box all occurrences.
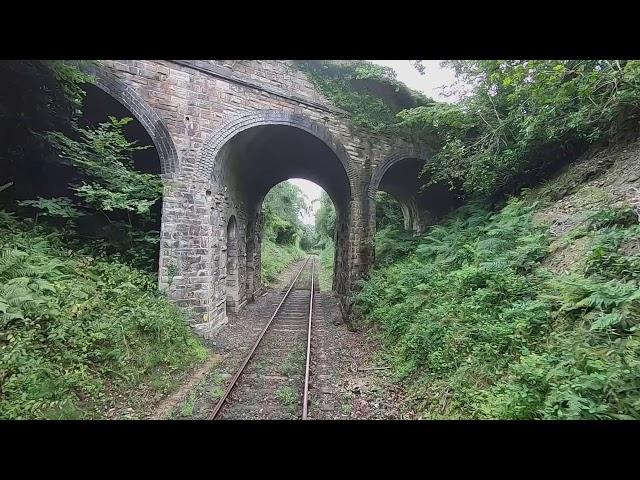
[370,155,460,267]
[83,63,179,176]
[80,83,164,272]
[226,215,240,314]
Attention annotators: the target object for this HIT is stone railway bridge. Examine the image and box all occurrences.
[83,60,456,334]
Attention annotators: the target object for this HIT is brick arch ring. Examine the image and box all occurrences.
[80,63,180,176]
[367,147,431,200]
[195,110,357,198]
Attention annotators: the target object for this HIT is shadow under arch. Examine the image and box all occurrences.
[368,148,460,237]
[200,111,354,309]
[367,147,430,200]
[196,110,357,196]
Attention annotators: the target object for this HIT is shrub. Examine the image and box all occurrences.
[0,212,207,419]
[355,197,640,419]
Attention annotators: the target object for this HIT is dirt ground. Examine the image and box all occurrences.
[532,138,640,274]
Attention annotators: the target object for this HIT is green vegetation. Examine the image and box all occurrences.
[375,192,404,231]
[297,60,640,202]
[405,60,640,200]
[261,240,306,285]
[281,345,305,377]
[180,392,197,417]
[373,192,418,268]
[340,392,354,416]
[4,59,639,420]
[0,61,207,419]
[260,182,339,287]
[260,181,309,284]
[318,244,334,292]
[263,182,309,246]
[0,212,207,419]
[314,191,336,290]
[299,59,640,419]
[355,198,640,419]
[276,384,298,407]
[170,369,225,419]
[295,60,433,133]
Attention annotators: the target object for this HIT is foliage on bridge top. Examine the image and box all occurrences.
[293,60,434,133]
[297,60,640,204]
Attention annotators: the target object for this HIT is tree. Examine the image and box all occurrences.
[299,224,316,251]
[1,61,163,271]
[262,181,309,246]
[0,61,93,208]
[314,191,336,248]
[400,60,640,200]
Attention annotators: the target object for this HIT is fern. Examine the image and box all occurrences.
[356,193,640,419]
[0,215,208,419]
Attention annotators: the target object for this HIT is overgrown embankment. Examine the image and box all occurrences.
[261,240,306,285]
[355,142,640,419]
[0,213,207,419]
[298,60,640,419]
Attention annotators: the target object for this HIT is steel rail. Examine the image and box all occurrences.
[302,257,315,420]
[208,256,310,420]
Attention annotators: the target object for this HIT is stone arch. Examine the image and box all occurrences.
[195,110,357,196]
[199,110,355,307]
[80,62,180,176]
[367,147,430,200]
[366,148,430,235]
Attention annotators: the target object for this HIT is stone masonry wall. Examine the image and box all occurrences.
[91,59,428,334]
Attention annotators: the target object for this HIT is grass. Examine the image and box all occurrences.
[209,385,224,402]
[261,240,306,285]
[318,244,334,292]
[281,345,305,377]
[180,392,196,417]
[171,369,226,419]
[341,401,353,416]
[276,384,298,407]
[252,358,270,375]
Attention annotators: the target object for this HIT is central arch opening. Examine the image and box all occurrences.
[213,121,352,316]
[259,178,337,291]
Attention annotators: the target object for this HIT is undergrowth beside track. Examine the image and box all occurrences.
[355,188,640,419]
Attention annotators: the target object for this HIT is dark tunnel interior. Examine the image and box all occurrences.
[219,125,351,217]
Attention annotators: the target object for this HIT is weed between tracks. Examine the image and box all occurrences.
[281,345,306,377]
[180,392,196,417]
[252,358,270,376]
[276,384,299,416]
[341,396,354,416]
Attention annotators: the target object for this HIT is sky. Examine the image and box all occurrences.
[369,60,458,102]
[289,60,457,224]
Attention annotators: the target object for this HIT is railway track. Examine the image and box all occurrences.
[209,256,317,420]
